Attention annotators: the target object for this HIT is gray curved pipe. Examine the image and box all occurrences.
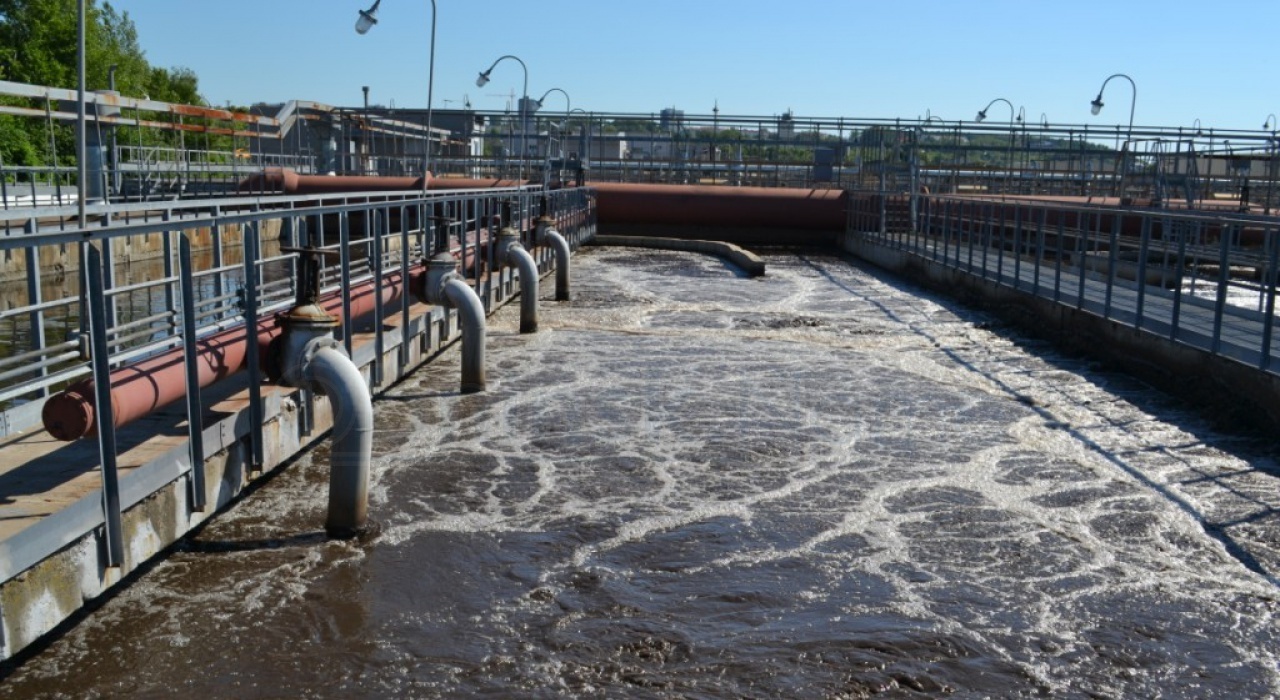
[303,343,374,538]
[503,242,539,333]
[443,277,487,393]
[543,227,571,301]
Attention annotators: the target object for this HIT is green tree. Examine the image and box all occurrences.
[0,0,210,170]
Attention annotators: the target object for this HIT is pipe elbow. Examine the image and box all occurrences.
[303,344,374,539]
[442,278,487,393]
[544,229,571,302]
[303,344,373,431]
[503,245,539,333]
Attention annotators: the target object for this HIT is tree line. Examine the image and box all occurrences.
[0,0,215,170]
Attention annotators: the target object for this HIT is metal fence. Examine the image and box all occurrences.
[0,185,595,434]
[6,77,1277,211]
[0,183,593,579]
[848,193,1280,373]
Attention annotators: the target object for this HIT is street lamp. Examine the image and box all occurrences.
[77,0,87,226]
[536,88,571,159]
[1266,114,1278,216]
[477,55,529,182]
[568,107,591,170]
[1088,73,1136,144]
[355,0,436,190]
[976,97,1016,190]
[1089,73,1137,198]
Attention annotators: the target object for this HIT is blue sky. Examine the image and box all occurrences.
[108,0,1278,134]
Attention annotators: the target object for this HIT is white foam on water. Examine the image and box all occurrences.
[9,247,1280,697]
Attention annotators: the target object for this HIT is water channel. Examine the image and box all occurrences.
[4,247,1280,697]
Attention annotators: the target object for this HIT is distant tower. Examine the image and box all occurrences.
[778,110,795,139]
[660,107,684,132]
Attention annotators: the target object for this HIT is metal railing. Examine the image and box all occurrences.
[848,193,1280,372]
[0,183,595,578]
[0,186,594,429]
[6,75,1276,211]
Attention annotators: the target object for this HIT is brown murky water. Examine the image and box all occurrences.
[4,248,1280,698]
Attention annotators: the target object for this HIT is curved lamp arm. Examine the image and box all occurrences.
[354,0,437,188]
[536,87,571,113]
[1090,73,1136,141]
[975,97,1015,124]
[476,55,530,179]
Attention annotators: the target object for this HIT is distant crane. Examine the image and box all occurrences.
[487,89,516,113]
[443,94,472,110]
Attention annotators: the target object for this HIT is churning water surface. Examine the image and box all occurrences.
[5,248,1280,698]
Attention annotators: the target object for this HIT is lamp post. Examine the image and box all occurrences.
[1266,114,1278,215]
[1089,73,1137,141]
[976,97,1015,192]
[77,0,87,227]
[536,87,571,159]
[568,108,591,179]
[1089,73,1137,198]
[355,0,436,192]
[477,55,529,182]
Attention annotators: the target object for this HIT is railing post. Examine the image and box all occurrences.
[1134,215,1153,330]
[1211,222,1232,354]
[1170,219,1190,341]
[241,220,265,472]
[1052,208,1065,303]
[1104,210,1121,319]
[1033,206,1047,297]
[399,202,412,371]
[339,210,353,357]
[86,244,124,567]
[371,206,385,387]
[178,234,207,511]
[23,219,48,397]
[1261,223,1279,370]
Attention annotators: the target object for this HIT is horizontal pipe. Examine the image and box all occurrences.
[591,182,847,231]
[42,268,420,441]
[237,168,527,195]
[238,168,842,233]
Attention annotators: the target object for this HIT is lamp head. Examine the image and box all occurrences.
[355,0,380,34]
[1090,95,1104,116]
[975,109,987,123]
[476,71,491,88]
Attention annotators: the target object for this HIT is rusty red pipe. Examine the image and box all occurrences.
[42,268,424,441]
[237,168,527,195]
[591,182,846,230]
[239,169,844,231]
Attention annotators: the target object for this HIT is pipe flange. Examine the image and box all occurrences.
[301,336,345,365]
[297,336,346,394]
[498,226,524,266]
[535,216,555,244]
[425,252,460,306]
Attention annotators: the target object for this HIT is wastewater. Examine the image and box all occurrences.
[4,247,1280,698]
